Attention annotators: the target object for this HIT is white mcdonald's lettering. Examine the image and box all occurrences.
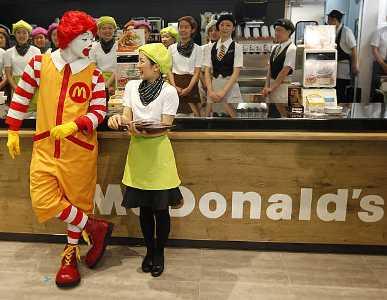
[93,185,385,223]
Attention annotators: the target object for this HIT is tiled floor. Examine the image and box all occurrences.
[1,241,387,299]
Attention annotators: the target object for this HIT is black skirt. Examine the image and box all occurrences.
[122,186,183,210]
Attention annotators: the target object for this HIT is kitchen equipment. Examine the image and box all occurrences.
[261,25,269,38]
[252,27,260,38]
[303,49,337,88]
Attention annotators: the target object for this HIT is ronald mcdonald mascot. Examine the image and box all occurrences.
[5,11,114,288]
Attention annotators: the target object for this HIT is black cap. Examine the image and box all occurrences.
[216,14,236,30]
[328,10,345,20]
[274,18,295,35]
[0,24,10,36]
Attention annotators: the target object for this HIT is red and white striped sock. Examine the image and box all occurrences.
[67,224,82,245]
[57,205,89,245]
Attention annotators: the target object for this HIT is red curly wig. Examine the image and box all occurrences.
[57,11,97,49]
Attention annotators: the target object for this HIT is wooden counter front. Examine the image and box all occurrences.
[1,130,387,246]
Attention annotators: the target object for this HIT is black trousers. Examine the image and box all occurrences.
[336,79,352,103]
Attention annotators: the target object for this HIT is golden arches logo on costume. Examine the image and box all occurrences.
[69,82,91,103]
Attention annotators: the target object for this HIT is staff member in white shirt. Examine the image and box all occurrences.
[31,27,49,53]
[160,26,179,49]
[204,14,243,118]
[327,10,359,103]
[89,16,117,97]
[4,20,40,112]
[168,16,202,117]
[262,18,296,104]
[47,23,59,53]
[370,25,387,102]
[108,43,182,278]
[199,20,219,116]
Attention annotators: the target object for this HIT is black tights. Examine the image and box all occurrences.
[139,207,170,256]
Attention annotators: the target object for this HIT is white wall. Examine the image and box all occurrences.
[325,0,349,23]
[288,2,325,25]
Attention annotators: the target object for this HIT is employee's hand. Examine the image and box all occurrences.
[175,87,183,95]
[262,87,272,97]
[50,121,78,140]
[180,87,191,97]
[108,86,115,96]
[351,65,359,77]
[215,90,226,100]
[107,114,122,130]
[7,130,20,159]
[208,90,221,102]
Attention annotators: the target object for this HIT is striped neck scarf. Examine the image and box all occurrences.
[177,39,194,58]
[15,43,30,56]
[138,76,164,106]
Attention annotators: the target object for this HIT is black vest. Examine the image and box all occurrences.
[211,41,235,78]
[336,26,351,62]
[270,43,293,80]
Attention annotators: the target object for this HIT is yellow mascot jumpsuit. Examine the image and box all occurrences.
[6,52,107,223]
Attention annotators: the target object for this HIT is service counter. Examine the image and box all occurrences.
[1,103,387,249]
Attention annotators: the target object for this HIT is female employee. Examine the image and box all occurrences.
[168,16,202,117]
[0,30,10,103]
[108,43,182,277]
[31,27,49,53]
[134,20,152,43]
[47,22,59,52]
[262,18,296,103]
[160,26,179,48]
[90,16,117,97]
[204,14,243,118]
[200,20,219,116]
[4,20,40,111]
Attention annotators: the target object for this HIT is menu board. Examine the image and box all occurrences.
[117,28,145,54]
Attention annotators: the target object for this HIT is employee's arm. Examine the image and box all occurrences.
[107,107,132,130]
[372,46,387,73]
[5,67,17,90]
[216,67,241,99]
[106,73,115,88]
[262,65,271,97]
[351,47,359,76]
[270,66,292,92]
[205,66,221,102]
[181,67,200,96]
[0,76,7,90]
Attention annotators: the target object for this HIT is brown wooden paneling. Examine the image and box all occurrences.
[1,131,387,245]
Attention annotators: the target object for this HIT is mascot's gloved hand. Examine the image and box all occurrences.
[7,130,20,159]
[50,121,78,140]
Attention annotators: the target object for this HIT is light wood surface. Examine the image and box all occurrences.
[1,131,387,245]
[2,129,387,141]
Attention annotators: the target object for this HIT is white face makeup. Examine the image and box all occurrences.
[68,31,94,58]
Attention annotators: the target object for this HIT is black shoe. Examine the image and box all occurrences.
[151,253,164,277]
[141,254,153,273]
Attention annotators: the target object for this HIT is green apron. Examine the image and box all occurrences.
[122,135,181,190]
[13,75,37,113]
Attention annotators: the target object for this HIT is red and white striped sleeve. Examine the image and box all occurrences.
[6,55,42,131]
[75,68,107,135]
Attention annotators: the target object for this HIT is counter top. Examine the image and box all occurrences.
[2,130,387,141]
[1,103,387,132]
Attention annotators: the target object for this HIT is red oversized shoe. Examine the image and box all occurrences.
[55,244,81,288]
[83,217,114,268]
